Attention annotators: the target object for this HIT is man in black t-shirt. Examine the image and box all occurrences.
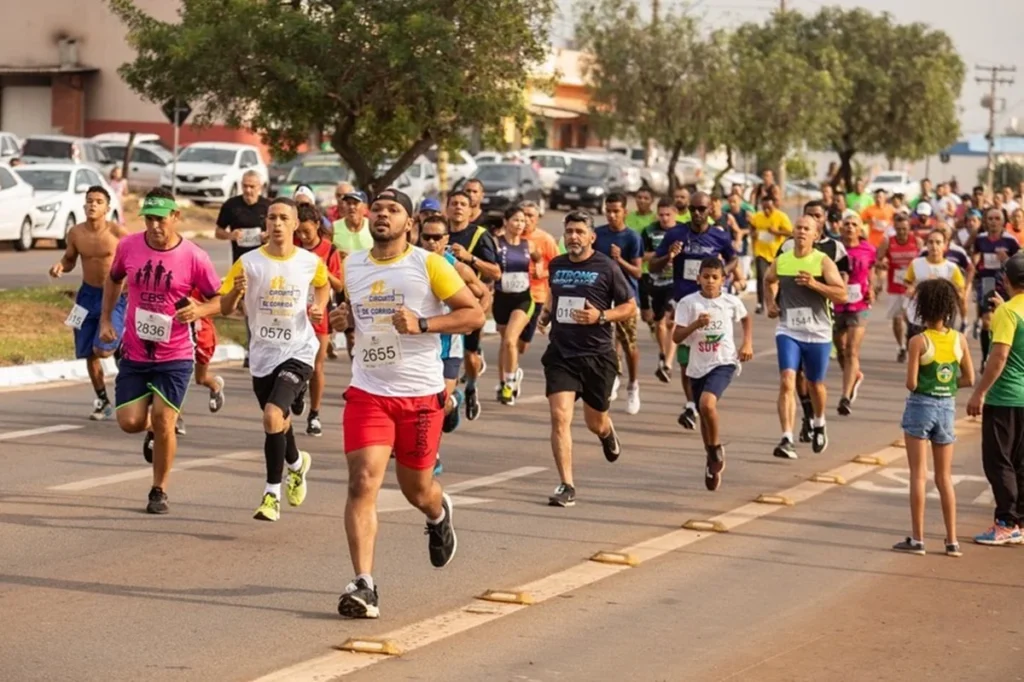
[215,170,271,262]
[446,190,501,421]
[538,210,637,508]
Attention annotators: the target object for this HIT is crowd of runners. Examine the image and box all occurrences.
[45,172,1024,618]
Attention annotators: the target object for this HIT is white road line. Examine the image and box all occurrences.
[0,424,82,442]
[250,419,981,682]
[49,450,260,492]
[444,466,547,494]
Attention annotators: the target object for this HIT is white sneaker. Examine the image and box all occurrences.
[513,367,524,398]
[610,375,621,402]
[625,383,641,415]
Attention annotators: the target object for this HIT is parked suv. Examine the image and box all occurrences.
[97,142,172,192]
[469,163,545,219]
[20,135,116,176]
[550,157,629,214]
[160,142,268,204]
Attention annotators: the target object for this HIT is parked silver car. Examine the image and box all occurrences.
[20,135,116,176]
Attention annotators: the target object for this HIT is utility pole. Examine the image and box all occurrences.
[976,64,1016,191]
[779,0,786,11]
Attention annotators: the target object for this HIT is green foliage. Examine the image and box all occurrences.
[109,0,555,191]
[980,162,1024,190]
[784,153,816,181]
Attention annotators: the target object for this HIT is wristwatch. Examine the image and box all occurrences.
[418,317,429,333]
[598,310,607,325]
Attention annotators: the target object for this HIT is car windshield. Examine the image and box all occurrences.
[473,165,518,184]
[22,139,73,159]
[630,149,645,161]
[286,164,351,184]
[566,160,608,179]
[16,169,71,192]
[872,174,904,184]
[178,147,237,165]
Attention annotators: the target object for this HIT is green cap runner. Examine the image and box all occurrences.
[139,195,178,218]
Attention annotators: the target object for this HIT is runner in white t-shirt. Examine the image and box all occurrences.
[673,258,753,491]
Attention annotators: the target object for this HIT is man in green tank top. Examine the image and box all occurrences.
[764,215,848,460]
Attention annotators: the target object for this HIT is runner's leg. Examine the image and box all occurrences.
[150,396,179,491]
[501,308,530,395]
[842,325,867,399]
[549,392,576,487]
[933,440,957,546]
[777,370,797,437]
[905,434,928,542]
[345,447,392,576]
[309,334,329,424]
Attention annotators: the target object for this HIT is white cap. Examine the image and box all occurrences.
[294,185,317,203]
[916,202,933,217]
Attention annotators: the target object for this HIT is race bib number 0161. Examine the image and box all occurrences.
[65,304,89,330]
[556,296,587,324]
[135,310,172,343]
[359,332,402,369]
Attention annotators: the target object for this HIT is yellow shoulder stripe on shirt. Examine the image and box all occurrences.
[218,258,245,295]
[312,259,328,287]
[991,298,1024,346]
[425,251,465,301]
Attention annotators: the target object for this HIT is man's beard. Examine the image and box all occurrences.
[675,203,687,212]
[371,228,402,244]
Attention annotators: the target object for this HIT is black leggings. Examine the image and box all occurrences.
[755,257,771,307]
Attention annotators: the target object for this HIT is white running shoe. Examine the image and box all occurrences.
[625,383,641,415]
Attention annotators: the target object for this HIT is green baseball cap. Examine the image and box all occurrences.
[139,195,178,218]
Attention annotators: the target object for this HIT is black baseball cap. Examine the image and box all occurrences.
[372,188,413,217]
[1005,251,1024,288]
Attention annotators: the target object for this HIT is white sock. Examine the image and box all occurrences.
[811,417,826,428]
[286,453,304,472]
[427,505,446,525]
[782,431,794,443]
[629,381,639,390]
[686,401,696,412]
[356,573,375,590]
[265,482,281,498]
[504,372,516,384]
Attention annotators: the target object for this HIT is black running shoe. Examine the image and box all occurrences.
[143,431,155,463]
[465,387,481,421]
[837,397,852,416]
[799,417,812,443]
[811,425,828,453]
[773,437,798,460]
[677,406,697,430]
[600,423,621,463]
[337,578,380,619]
[548,483,576,507]
[291,385,307,417]
[146,486,168,514]
[654,361,671,384]
[307,415,323,437]
[425,493,457,568]
[897,348,907,363]
[705,445,725,491]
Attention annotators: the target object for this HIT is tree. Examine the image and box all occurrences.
[793,8,965,188]
[980,162,1024,190]
[109,0,555,192]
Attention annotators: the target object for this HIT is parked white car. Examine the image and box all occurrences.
[866,172,919,201]
[160,142,268,204]
[399,155,439,203]
[20,135,117,177]
[97,142,173,193]
[14,163,123,249]
[0,164,37,251]
[0,131,22,163]
[91,132,171,154]
[425,148,477,188]
[526,150,580,194]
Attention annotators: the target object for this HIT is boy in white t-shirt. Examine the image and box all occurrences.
[673,258,754,491]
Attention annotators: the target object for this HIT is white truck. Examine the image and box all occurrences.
[866,171,919,201]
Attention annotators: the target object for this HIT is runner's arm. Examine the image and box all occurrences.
[218,259,245,315]
[422,253,485,334]
[99,274,125,328]
[468,236,502,282]
[807,257,848,304]
[739,312,754,360]
[649,233,676,273]
[904,334,924,392]
[602,266,637,323]
[454,261,491,309]
[764,261,781,315]
[617,255,643,280]
[958,331,976,388]
[53,227,79,275]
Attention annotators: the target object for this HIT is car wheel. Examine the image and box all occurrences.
[57,214,76,249]
[14,216,33,252]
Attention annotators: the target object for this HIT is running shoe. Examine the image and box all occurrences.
[513,367,524,398]
[677,406,697,430]
[850,371,865,403]
[209,376,225,413]
[307,415,323,437]
[974,521,1023,546]
[837,397,852,416]
[897,347,907,363]
[892,537,926,555]
[609,375,621,402]
[433,457,444,476]
[654,360,671,384]
[548,483,576,507]
[338,578,380,619]
[799,417,812,443]
[291,385,307,416]
[625,383,641,415]
[143,431,155,464]
[811,425,828,453]
[175,416,186,436]
[773,437,798,460]
[89,399,113,421]
[425,493,457,568]
[465,387,481,421]
[499,383,515,406]
[285,451,312,507]
[253,492,280,521]
[146,486,169,515]
[755,304,764,315]
[600,423,621,463]
[945,541,962,557]
[442,390,464,433]
[479,353,487,376]
[705,445,725,492]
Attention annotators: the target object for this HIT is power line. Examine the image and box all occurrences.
[976,64,1017,190]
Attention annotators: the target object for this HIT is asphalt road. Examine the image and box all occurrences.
[2,301,1020,682]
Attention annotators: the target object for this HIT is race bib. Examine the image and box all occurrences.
[983,252,1001,270]
[135,309,172,343]
[237,228,262,248]
[683,259,701,281]
[556,296,587,324]
[847,283,863,304]
[64,304,89,330]
[785,306,814,330]
[500,271,531,293]
[702,310,727,335]
[255,312,297,345]
[894,267,908,283]
[358,331,402,369]
[758,230,776,244]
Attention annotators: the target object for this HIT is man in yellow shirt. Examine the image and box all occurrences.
[749,194,794,314]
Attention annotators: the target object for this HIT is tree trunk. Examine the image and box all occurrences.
[711,145,735,197]
[667,140,683,194]
[121,131,137,181]
[838,149,855,193]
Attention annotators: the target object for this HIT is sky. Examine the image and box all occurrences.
[555,0,1024,137]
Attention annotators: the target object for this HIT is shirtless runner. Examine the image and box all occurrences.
[49,185,129,420]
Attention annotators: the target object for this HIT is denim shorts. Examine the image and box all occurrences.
[900,393,956,445]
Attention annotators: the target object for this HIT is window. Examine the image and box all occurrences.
[84,169,104,186]
[178,147,236,165]
[103,145,128,162]
[74,170,91,190]
[1,136,17,156]
[22,138,73,159]
[0,167,15,190]
[241,150,259,168]
[425,164,436,179]
[134,148,163,165]
[407,164,422,178]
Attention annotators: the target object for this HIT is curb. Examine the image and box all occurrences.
[0,343,246,390]
[182,229,215,240]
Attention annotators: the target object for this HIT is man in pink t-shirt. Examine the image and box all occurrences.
[100,189,222,515]
[833,213,877,417]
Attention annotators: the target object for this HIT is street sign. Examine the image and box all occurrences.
[161,99,192,127]
[940,152,951,164]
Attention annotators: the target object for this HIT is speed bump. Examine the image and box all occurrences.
[682,519,728,533]
[891,437,906,447]
[337,638,401,656]
[755,494,794,506]
[590,551,639,567]
[853,455,885,465]
[809,473,846,485]
[476,589,534,605]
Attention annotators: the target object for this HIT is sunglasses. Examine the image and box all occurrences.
[420,233,446,242]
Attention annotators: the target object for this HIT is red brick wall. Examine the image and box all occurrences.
[51,75,86,136]
[85,119,270,161]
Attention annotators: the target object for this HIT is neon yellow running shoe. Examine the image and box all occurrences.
[253,492,280,522]
[285,451,312,507]
[499,383,515,406]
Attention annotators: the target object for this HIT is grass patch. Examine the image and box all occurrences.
[213,315,248,347]
[122,194,219,235]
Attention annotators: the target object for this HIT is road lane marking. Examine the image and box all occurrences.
[49,450,261,491]
[250,419,982,681]
[0,424,82,441]
[850,468,990,503]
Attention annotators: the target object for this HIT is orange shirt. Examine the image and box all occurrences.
[524,227,559,303]
[861,204,895,248]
